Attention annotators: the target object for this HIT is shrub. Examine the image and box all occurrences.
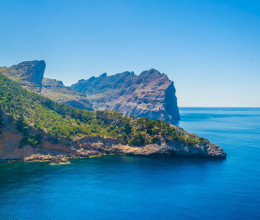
[128,132,145,146]
[19,133,42,148]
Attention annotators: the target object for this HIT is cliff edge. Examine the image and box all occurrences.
[0,61,93,111]
[0,60,45,93]
[71,69,180,123]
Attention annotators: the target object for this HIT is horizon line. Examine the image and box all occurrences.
[179,106,260,108]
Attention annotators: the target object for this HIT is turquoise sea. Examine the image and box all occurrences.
[0,108,260,219]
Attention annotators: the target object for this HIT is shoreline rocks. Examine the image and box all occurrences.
[0,136,226,164]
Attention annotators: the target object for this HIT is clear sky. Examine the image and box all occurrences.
[0,0,259,107]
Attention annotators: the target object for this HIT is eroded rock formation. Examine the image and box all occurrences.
[71,69,180,123]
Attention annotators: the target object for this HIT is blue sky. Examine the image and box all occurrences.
[0,0,259,107]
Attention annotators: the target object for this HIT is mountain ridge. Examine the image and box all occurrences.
[1,60,180,123]
[71,68,180,123]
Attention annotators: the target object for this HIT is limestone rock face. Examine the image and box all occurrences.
[0,60,45,93]
[71,69,180,123]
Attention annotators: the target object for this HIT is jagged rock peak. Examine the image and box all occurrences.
[140,68,161,75]
[9,60,45,84]
[100,73,107,77]
[70,69,180,123]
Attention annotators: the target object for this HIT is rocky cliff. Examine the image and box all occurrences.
[71,69,180,123]
[0,61,93,111]
[0,60,45,93]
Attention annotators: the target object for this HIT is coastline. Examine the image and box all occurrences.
[0,145,226,165]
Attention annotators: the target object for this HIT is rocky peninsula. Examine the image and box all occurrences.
[0,61,226,163]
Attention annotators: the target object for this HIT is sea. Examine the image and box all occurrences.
[0,108,260,219]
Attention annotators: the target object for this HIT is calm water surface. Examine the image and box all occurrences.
[0,108,260,219]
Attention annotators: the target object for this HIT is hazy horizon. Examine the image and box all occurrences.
[0,0,259,107]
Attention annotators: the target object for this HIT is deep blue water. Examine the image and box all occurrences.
[1,108,260,219]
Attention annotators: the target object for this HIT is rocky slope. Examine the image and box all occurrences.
[41,78,93,110]
[71,69,180,123]
[0,61,93,110]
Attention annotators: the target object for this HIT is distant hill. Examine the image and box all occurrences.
[71,69,180,123]
[41,78,93,110]
[0,73,226,161]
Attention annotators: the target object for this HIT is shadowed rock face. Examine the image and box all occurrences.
[0,60,45,93]
[0,61,93,111]
[71,69,180,123]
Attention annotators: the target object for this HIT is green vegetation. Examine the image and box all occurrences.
[0,73,208,147]
[0,107,3,127]
[15,116,42,148]
[0,107,3,135]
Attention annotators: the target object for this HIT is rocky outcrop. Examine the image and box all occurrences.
[41,78,93,110]
[0,61,93,111]
[71,69,180,123]
[114,142,225,158]
[0,60,45,93]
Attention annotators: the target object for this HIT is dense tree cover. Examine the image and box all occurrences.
[15,116,42,148]
[0,107,3,128]
[0,107,3,135]
[0,74,207,147]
